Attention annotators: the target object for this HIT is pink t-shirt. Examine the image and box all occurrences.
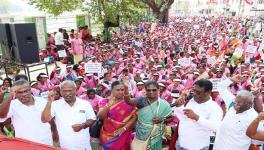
[31,88,40,96]
[160,90,171,101]
[37,81,53,92]
[71,38,83,54]
[132,89,145,98]
[98,98,109,109]
[135,61,145,70]
[77,86,86,97]
[83,76,96,89]
[80,95,102,112]
[167,84,185,93]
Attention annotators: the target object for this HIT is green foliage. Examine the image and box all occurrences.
[28,0,81,16]
[29,0,147,24]
[84,0,147,25]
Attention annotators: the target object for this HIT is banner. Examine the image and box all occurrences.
[245,45,257,54]
[207,56,217,65]
[210,78,221,92]
[57,50,67,58]
[178,58,191,67]
[85,63,102,74]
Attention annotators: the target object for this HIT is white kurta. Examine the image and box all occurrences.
[174,98,223,150]
[51,97,96,150]
[0,97,53,146]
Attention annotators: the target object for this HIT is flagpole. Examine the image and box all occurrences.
[238,0,243,16]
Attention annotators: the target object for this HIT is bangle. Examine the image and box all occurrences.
[123,127,127,131]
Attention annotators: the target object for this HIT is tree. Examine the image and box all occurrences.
[28,0,147,42]
[28,0,81,16]
[140,0,174,23]
[84,0,146,42]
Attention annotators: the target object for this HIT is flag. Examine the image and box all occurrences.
[210,0,217,3]
[245,0,253,5]
[223,0,229,5]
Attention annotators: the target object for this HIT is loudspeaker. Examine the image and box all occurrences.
[9,23,39,64]
[0,23,12,59]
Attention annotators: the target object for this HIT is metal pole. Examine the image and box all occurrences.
[45,63,49,76]
[26,66,31,82]
[23,65,27,75]
[4,63,8,78]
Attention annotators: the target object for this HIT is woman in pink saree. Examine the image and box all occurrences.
[98,81,137,150]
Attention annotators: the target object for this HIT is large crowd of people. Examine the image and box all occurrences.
[1,16,264,150]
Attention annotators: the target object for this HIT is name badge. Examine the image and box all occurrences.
[79,110,86,113]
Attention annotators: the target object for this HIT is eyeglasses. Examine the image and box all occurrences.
[146,89,158,92]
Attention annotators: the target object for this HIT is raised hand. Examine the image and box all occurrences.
[231,74,243,83]
[47,91,55,102]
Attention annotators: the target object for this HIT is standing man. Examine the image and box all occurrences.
[55,28,64,52]
[213,76,263,150]
[0,80,53,146]
[174,79,223,150]
[42,80,96,150]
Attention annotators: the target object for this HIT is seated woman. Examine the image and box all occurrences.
[30,81,40,96]
[36,73,53,93]
[50,67,65,85]
[0,78,13,136]
[0,77,12,103]
[98,81,137,150]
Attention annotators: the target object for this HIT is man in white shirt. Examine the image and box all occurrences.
[0,80,53,146]
[174,79,223,150]
[42,80,96,150]
[55,28,64,51]
[213,76,263,150]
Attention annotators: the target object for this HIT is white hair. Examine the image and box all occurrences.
[12,79,30,87]
[59,80,77,90]
[236,90,254,103]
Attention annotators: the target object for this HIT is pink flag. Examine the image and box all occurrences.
[223,0,229,5]
[210,0,217,3]
[245,0,253,5]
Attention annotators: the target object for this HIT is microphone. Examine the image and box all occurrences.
[170,94,193,108]
[170,102,177,108]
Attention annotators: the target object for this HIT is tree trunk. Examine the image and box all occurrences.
[159,10,169,24]
[152,9,169,24]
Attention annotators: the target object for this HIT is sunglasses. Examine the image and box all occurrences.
[146,89,158,92]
